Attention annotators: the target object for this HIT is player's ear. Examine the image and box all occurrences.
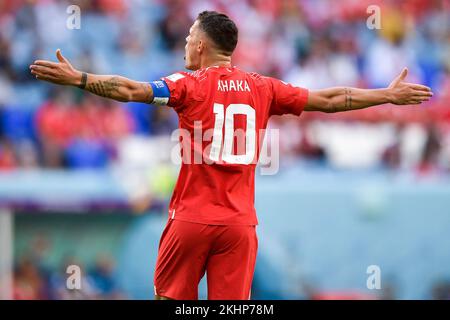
[197,39,205,54]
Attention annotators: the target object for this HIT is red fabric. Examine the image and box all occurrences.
[36,102,80,147]
[162,66,309,225]
[36,100,133,145]
[154,219,258,300]
[0,144,17,169]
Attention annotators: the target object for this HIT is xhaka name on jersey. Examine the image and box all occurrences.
[217,80,251,92]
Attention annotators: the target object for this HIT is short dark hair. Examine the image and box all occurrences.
[196,11,238,55]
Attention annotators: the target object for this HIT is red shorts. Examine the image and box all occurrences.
[154,219,258,300]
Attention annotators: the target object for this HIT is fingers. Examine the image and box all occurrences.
[31,69,58,82]
[34,74,58,82]
[395,83,434,106]
[30,51,74,85]
[404,96,431,105]
[411,94,432,102]
[29,65,55,76]
[29,65,58,83]
[29,49,70,70]
[389,68,409,88]
[56,48,68,64]
[402,101,420,105]
[411,90,433,97]
[406,83,432,92]
[32,60,59,68]
[398,67,408,82]
[394,89,432,104]
[408,85,434,103]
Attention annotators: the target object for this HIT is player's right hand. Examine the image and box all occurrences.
[29,49,82,86]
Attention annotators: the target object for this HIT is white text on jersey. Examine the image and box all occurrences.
[218,80,251,92]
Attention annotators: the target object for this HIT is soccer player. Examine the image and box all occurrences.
[30,11,432,300]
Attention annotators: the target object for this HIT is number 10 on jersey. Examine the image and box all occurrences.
[209,103,256,165]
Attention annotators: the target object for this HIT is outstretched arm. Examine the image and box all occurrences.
[304,68,433,113]
[30,49,153,103]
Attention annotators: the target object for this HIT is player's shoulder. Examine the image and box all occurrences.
[250,73,280,85]
[164,71,191,83]
[247,71,263,80]
[162,71,207,104]
[165,70,210,85]
[237,70,272,89]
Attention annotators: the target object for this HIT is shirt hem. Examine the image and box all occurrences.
[170,215,258,226]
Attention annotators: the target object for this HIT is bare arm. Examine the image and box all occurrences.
[304,68,433,113]
[30,49,153,103]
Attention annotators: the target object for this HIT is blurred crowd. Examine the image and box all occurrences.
[4,0,450,301]
[13,236,126,300]
[13,234,450,300]
[0,0,449,172]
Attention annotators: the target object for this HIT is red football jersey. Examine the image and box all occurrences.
[161,66,308,225]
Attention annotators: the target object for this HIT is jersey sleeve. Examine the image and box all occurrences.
[160,72,194,112]
[268,77,309,116]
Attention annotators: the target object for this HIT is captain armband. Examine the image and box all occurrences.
[150,80,171,106]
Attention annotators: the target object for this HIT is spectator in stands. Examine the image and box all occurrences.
[0,0,448,170]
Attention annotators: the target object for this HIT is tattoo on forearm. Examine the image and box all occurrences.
[86,77,121,98]
[139,82,153,103]
[345,88,352,109]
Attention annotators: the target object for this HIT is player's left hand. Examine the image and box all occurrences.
[29,49,82,86]
[388,68,433,105]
